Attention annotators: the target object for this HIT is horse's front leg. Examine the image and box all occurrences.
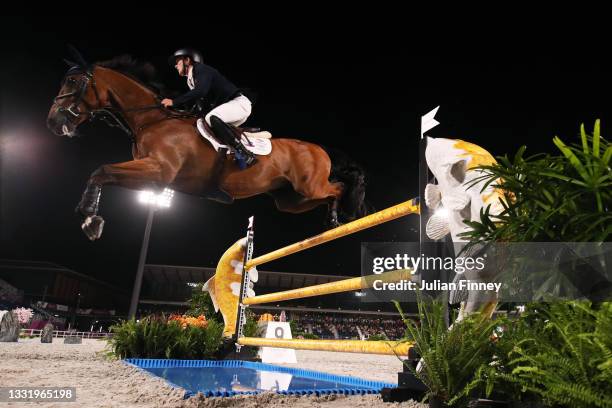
[76,158,167,240]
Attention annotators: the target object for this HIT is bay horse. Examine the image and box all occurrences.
[47,55,368,240]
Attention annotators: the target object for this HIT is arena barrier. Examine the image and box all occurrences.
[207,198,419,355]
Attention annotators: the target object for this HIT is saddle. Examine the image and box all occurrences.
[202,122,272,141]
[197,120,272,156]
[234,126,272,140]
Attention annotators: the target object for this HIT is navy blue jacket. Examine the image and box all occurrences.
[173,63,239,110]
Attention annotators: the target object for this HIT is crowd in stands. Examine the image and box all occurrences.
[260,311,407,340]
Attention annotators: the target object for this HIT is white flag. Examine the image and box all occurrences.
[421,106,440,138]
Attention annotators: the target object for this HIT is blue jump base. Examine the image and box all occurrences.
[124,359,396,398]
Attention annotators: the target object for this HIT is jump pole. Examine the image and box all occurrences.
[245,198,419,270]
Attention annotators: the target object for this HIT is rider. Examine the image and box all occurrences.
[162,48,257,168]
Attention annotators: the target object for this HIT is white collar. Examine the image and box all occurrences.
[187,65,195,89]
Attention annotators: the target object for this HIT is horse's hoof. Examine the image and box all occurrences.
[81,215,105,241]
[326,217,341,229]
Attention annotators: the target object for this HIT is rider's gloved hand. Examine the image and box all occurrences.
[161,98,174,108]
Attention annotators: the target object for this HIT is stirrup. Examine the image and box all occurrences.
[234,149,257,169]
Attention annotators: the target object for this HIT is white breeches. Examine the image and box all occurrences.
[205,94,252,127]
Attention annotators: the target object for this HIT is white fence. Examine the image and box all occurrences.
[20,329,113,339]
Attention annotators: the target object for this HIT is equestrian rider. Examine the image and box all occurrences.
[162,48,257,168]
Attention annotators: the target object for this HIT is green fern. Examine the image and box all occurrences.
[394,296,498,406]
[480,301,612,407]
[461,120,611,244]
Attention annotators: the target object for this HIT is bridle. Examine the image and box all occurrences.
[54,70,101,120]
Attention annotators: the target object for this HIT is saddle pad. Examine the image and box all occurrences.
[197,119,272,155]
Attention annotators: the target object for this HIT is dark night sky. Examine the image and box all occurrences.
[1,16,610,290]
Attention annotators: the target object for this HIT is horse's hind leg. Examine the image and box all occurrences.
[309,181,344,227]
[281,166,344,227]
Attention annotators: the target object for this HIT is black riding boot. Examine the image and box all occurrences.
[209,115,257,169]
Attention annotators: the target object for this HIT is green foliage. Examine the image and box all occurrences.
[301,332,319,340]
[482,301,612,408]
[461,120,611,243]
[396,299,612,407]
[367,333,388,341]
[108,315,224,359]
[186,284,219,320]
[394,296,498,406]
[289,320,298,335]
[242,309,259,337]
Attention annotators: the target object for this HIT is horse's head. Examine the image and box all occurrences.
[47,62,105,137]
[47,46,116,137]
[48,51,163,138]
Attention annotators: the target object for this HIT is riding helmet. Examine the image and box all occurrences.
[168,48,203,65]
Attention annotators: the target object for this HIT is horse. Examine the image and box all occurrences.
[46,54,368,240]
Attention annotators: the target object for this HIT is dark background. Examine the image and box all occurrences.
[1,16,609,291]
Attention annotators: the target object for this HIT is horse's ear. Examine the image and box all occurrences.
[67,44,89,68]
[63,58,78,68]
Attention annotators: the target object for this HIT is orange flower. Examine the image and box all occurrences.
[258,313,274,323]
[168,314,208,329]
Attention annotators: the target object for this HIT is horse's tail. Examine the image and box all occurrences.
[323,147,372,222]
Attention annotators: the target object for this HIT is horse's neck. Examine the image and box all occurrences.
[98,68,165,136]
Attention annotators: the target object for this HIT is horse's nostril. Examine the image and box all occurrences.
[47,114,64,134]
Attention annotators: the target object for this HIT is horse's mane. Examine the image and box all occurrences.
[96,55,171,96]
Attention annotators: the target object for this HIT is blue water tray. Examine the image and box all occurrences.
[124,359,396,398]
